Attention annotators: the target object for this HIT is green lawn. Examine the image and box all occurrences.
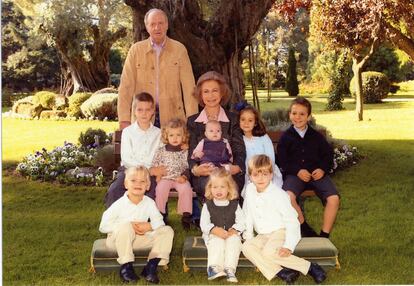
[1,118,118,168]
[2,100,414,284]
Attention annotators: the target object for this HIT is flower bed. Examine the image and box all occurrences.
[331,143,363,173]
[16,141,109,186]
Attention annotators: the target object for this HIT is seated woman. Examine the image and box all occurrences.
[187,71,246,207]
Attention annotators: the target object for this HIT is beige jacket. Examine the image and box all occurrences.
[118,37,198,126]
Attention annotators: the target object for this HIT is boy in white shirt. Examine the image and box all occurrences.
[242,155,326,284]
[104,92,166,208]
[99,166,174,284]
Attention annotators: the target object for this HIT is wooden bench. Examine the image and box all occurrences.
[182,236,340,272]
[89,239,168,273]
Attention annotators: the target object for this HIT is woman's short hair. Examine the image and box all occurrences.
[193,71,231,107]
[124,166,151,186]
[204,168,238,200]
[161,118,189,145]
[247,154,273,176]
[239,106,267,136]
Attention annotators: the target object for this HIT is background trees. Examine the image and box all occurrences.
[36,0,128,95]
[2,0,60,91]
[2,0,413,107]
[311,0,385,121]
[124,0,277,104]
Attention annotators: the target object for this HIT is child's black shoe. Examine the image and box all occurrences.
[119,262,139,283]
[141,258,160,284]
[181,212,192,230]
[300,222,319,237]
[192,218,201,230]
[276,268,300,284]
[308,262,326,284]
[161,212,168,225]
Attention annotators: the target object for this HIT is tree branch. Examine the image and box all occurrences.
[383,20,414,60]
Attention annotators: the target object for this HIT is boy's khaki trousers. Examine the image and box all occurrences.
[106,223,174,265]
[242,229,310,281]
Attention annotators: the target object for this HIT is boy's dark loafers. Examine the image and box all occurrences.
[300,223,319,237]
[276,268,300,284]
[181,212,192,230]
[308,262,326,284]
[119,262,139,283]
[141,266,160,284]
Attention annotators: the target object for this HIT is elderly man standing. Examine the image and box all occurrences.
[117,8,198,129]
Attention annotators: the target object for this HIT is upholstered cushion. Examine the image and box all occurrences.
[182,236,340,272]
[90,239,151,273]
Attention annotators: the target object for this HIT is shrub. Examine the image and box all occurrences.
[350,71,390,103]
[80,93,118,120]
[32,91,57,110]
[39,110,67,119]
[78,128,110,148]
[92,87,118,95]
[299,81,331,95]
[67,92,92,118]
[285,48,299,97]
[326,51,351,111]
[110,74,121,87]
[55,94,68,110]
[12,96,35,115]
[262,108,317,131]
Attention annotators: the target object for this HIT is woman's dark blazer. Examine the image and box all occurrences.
[187,109,246,195]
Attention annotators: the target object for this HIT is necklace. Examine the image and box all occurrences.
[205,109,219,121]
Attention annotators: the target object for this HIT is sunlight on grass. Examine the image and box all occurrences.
[2,97,414,284]
[2,118,118,163]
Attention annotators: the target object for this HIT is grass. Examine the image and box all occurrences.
[2,99,414,284]
[1,118,118,168]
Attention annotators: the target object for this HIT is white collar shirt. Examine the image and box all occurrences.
[99,193,164,234]
[243,182,301,251]
[120,122,162,168]
[294,125,308,138]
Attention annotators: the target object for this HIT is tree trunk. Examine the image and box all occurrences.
[352,58,364,121]
[55,25,126,96]
[125,0,276,105]
[350,38,378,121]
[248,44,260,110]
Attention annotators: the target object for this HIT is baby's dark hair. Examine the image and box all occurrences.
[289,96,312,115]
[239,106,267,136]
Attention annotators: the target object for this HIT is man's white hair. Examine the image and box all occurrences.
[144,8,168,25]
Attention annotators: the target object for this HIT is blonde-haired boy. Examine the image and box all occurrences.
[99,166,174,284]
[242,155,326,284]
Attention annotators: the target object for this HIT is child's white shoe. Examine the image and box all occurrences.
[225,268,238,283]
[207,266,226,280]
